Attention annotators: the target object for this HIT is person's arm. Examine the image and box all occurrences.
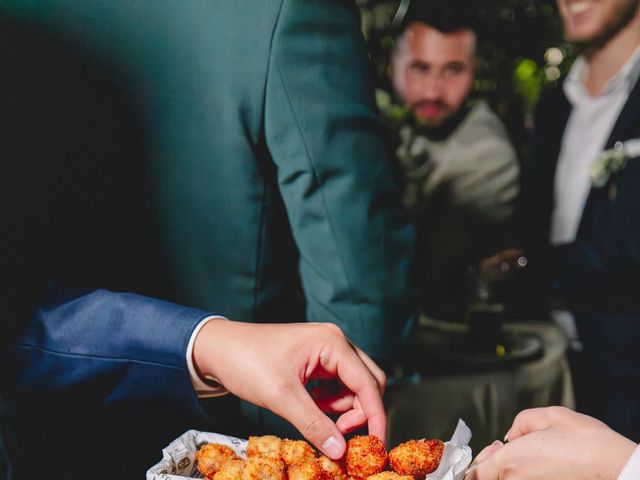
[439,110,520,226]
[8,285,211,417]
[10,285,387,460]
[469,407,637,480]
[264,0,417,364]
[551,228,640,300]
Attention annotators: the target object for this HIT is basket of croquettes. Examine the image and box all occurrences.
[146,420,472,480]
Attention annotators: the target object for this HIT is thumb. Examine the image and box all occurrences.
[270,382,346,460]
[472,441,503,465]
[468,450,502,480]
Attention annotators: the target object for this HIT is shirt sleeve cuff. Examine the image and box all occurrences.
[186,315,229,398]
[618,444,640,480]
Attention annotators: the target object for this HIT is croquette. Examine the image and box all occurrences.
[388,439,444,478]
[345,435,387,479]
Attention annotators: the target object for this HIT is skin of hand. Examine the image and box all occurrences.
[478,248,525,283]
[467,406,637,480]
[192,319,387,460]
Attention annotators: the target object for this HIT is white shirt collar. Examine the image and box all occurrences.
[564,43,640,105]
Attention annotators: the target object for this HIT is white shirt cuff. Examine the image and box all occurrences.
[618,444,640,480]
[186,315,229,398]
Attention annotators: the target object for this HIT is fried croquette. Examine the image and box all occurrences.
[246,435,282,459]
[280,439,316,466]
[345,435,387,479]
[213,458,246,480]
[242,456,286,480]
[287,459,329,480]
[318,455,348,480]
[366,472,413,480]
[195,443,238,478]
[388,439,444,478]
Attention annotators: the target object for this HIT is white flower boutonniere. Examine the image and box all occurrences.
[590,139,640,200]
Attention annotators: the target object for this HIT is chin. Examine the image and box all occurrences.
[565,26,602,44]
[414,114,446,127]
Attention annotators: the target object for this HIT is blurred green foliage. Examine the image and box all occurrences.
[357,0,575,156]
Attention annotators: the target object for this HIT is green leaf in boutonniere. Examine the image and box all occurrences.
[590,139,640,200]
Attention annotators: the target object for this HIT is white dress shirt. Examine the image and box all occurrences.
[186,316,229,398]
[619,444,640,480]
[551,44,640,245]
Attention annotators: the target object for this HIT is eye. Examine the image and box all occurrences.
[408,61,430,74]
[443,63,467,77]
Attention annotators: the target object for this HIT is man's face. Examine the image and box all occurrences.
[391,22,476,127]
[557,0,640,48]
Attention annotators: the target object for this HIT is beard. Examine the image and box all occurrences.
[410,100,452,127]
[573,0,640,53]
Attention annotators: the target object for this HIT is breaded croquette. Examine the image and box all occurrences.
[246,435,282,459]
[388,439,444,478]
[287,459,329,480]
[318,454,348,480]
[195,443,238,478]
[213,458,246,480]
[242,455,286,480]
[345,435,387,479]
[366,472,413,480]
[280,439,316,466]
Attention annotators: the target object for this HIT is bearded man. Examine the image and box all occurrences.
[389,0,520,321]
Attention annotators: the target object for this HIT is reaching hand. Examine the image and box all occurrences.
[479,248,526,283]
[468,406,637,480]
[192,320,387,459]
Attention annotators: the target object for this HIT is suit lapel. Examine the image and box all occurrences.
[578,76,640,237]
[604,75,640,149]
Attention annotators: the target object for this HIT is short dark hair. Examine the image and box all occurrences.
[394,0,478,37]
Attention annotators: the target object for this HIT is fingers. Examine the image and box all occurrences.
[468,451,501,480]
[472,441,503,466]
[480,248,524,269]
[311,383,355,413]
[334,347,387,442]
[272,381,347,459]
[336,408,367,433]
[505,407,558,441]
[351,343,386,395]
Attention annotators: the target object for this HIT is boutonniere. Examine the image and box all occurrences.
[590,139,640,200]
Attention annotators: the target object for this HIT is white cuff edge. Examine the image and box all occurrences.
[186,315,229,398]
[618,444,640,480]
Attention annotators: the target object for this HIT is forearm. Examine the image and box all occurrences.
[8,285,210,410]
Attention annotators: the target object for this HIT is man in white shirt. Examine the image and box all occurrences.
[484,0,640,464]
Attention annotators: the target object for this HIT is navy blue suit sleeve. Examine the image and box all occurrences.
[9,286,210,415]
[552,157,640,299]
[552,223,640,297]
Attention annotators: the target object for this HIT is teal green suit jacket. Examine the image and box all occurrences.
[2,2,417,477]
[2,0,415,361]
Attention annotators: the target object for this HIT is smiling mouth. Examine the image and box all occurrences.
[566,0,593,15]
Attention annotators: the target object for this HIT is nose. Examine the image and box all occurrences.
[422,73,444,100]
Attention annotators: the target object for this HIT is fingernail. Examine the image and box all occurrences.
[492,440,504,447]
[464,465,477,480]
[503,433,509,443]
[322,436,344,459]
